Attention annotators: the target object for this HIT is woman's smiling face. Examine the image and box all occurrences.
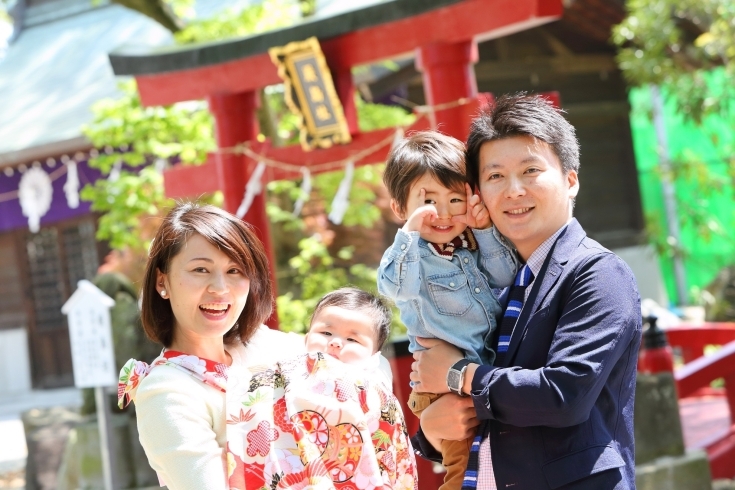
[157,233,251,347]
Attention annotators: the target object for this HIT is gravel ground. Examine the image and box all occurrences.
[0,468,24,490]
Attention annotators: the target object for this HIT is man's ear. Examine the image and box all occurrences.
[389,199,406,221]
[567,170,579,199]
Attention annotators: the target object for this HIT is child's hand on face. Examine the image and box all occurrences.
[403,188,439,234]
[452,184,492,229]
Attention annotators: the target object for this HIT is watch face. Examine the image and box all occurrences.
[447,370,461,391]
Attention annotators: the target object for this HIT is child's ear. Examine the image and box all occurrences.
[389,199,406,221]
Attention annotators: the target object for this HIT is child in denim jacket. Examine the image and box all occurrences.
[377,131,518,490]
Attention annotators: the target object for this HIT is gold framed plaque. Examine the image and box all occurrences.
[269,37,352,151]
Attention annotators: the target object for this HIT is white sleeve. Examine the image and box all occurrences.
[239,325,306,367]
[134,368,227,490]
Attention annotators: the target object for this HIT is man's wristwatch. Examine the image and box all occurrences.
[447,358,472,396]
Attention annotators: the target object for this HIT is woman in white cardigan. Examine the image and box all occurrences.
[118,202,417,490]
[120,202,300,489]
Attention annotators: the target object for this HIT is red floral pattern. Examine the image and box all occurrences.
[120,351,417,490]
[227,353,418,489]
[274,397,295,433]
[246,420,280,457]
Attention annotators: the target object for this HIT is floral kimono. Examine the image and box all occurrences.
[119,351,417,490]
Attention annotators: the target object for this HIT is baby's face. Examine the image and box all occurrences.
[305,306,377,364]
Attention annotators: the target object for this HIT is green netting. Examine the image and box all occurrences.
[629,74,735,304]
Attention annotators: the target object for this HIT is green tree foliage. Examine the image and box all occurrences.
[81,81,215,251]
[266,98,414,333]
[110,0,187,33]
[613,0,735,300]
[612,0,735,122]
[174,0,298,44]
[0,3,10,24]
[107,0,315,37]
[0,0,14,46]
[276,240,379,334]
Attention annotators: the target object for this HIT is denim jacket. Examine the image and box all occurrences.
[377,227,518,364]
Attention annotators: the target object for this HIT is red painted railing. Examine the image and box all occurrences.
[667,323,735,478]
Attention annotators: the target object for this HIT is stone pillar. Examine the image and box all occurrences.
[634,317,712,489]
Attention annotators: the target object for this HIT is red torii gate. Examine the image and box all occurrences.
[111,1,563,485]
[111,0,562,316]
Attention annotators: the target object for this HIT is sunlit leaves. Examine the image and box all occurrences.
[175,0,299,44]
[81,80,215,251]
[613,0,735,121]
[270,100,412,335]
[83,81,215,170]
[275,236,379,334]
[80,166,168,251]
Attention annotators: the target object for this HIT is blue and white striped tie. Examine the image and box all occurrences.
[495,265,534,365]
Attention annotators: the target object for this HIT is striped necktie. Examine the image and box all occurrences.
[495,265,534,365]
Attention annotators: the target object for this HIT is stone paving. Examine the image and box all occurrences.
[0,388,730,488]
[0,388,81,490]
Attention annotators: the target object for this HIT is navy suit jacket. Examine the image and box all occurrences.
[415,219,642,489]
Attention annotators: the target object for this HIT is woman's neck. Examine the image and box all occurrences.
[169,336,231,366]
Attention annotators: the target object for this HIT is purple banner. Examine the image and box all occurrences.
[0,158,103,233]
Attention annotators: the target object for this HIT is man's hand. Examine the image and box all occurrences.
[420,394,479,450]
[402,188,438,234]
[452,184,491,230]
[411,337,464,394]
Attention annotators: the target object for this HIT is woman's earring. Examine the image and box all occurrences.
[160,289,167,299]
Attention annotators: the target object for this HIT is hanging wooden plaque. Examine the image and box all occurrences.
[269,37,351,151]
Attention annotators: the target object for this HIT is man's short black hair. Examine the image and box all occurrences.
[466,93,580,191]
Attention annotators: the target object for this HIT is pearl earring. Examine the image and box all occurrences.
[160,289,167,298]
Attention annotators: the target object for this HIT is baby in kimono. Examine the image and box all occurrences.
[305,287,394,386]
[226,286,415,489]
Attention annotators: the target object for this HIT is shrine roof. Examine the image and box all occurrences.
[0,0,240,167]
[109,0,463,76]
[0,1,172,166]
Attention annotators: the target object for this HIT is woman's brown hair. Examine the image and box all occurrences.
[141,202,273,347]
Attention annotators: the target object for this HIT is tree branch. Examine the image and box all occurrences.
[112,0,183,33]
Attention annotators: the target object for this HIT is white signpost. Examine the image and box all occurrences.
[62,280,117,490]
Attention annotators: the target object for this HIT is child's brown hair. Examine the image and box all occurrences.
[382,130,467,215]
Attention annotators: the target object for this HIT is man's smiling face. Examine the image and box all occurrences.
[478,135,579,261]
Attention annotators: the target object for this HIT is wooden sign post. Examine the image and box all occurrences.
[62,279,117,490]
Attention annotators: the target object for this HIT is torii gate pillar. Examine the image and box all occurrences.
[208,91,279,327]
[416,40,479,140]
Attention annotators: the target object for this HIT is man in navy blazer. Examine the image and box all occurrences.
[411,94,642,489]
